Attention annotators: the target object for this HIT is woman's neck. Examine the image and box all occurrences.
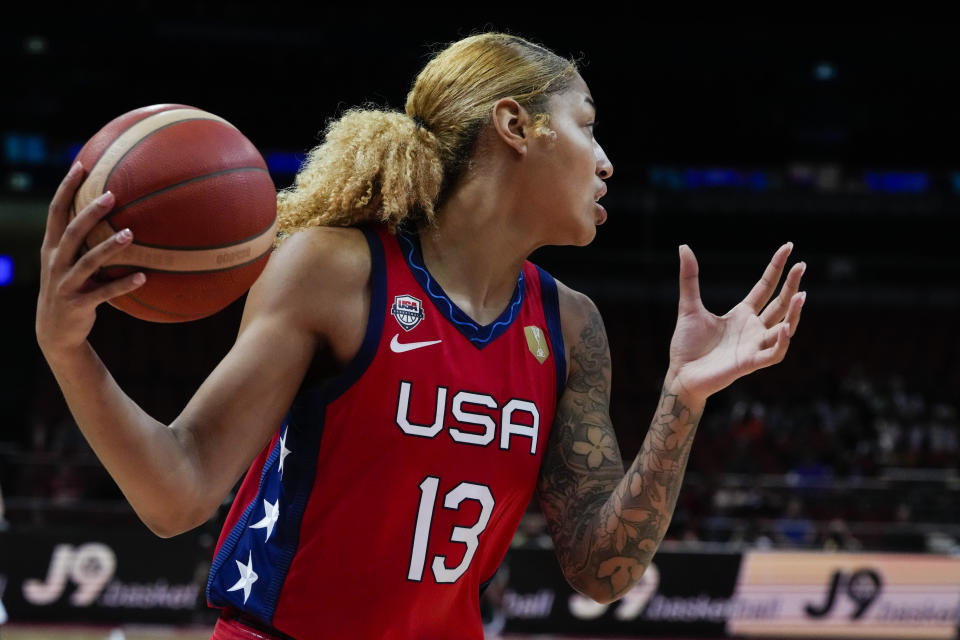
[417,169,539,326]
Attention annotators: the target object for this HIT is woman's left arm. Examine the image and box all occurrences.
[537,243,806,604]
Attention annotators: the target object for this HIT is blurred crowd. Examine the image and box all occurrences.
[510,356,960,554]
[694,367,959,478]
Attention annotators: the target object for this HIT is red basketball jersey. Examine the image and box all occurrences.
[207,225,566,639]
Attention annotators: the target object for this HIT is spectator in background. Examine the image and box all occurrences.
[730,400,766,444]
[873,404,902,467]
[928,403,958,467]
[0,480,8,531]
[774,497,815,547]
[822,518,861,552]
[885,502,926,552]
[512,511,553,549]
[789,445,833,489]
[0,506,6,625]
[727,518,773,549]
[47,464,86,507]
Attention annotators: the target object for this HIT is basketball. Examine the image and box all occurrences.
[72,104,278,323]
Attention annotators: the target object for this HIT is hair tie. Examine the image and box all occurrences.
[411,114,431,133]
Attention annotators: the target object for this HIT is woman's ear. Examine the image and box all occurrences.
[491,97,529,155]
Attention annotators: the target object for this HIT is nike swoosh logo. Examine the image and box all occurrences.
[390,333,442,353]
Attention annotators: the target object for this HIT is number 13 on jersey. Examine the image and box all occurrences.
[407,476,495,584]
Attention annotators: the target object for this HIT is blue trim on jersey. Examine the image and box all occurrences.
[479,568,498,597]
[397,231,524,349]
[206,225,387,625]
[536,266,566,401]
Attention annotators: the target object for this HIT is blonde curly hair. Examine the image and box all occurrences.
[276,32,578,239]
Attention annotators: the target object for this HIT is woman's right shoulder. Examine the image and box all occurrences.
[272,225,372,283]
[240,226,373,359]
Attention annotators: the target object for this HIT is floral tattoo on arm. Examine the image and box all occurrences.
[538,307,702,601]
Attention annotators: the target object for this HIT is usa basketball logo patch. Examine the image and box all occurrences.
[391,294,425,331]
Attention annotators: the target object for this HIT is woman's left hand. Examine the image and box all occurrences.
[666,242,806,402]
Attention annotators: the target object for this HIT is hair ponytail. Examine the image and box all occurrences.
[276,108,443,239]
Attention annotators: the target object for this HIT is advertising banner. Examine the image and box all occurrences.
[500,547,742,636]
[4,527,959,638]
[0,528,206,624]
[727,551,960,639]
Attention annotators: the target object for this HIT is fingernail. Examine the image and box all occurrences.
[116,228,132,242]
[133,273,146,285]
[70,161,83,175]
[799,291,807,303]
[97,190,114,204]
[786,241,794,250]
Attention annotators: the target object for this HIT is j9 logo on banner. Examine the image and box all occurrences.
[805,568,883,620]
[23,543,117,607]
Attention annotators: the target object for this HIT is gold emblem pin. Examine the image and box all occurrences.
[524,325,549,364]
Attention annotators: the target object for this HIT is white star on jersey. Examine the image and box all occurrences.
[227,551,258,604]
[249,498,280,542]
[278,428,291,479]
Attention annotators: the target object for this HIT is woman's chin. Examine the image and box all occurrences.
[569,225,598,247]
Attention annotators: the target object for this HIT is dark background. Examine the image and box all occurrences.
[4,17,958,281]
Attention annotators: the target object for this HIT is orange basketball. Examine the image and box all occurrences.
[73,104,277,323]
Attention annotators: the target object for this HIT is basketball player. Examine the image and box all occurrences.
[36,33,805,639]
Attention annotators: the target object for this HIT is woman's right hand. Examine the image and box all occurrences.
[35,161,147,361]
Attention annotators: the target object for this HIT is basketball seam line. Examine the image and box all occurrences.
[99,191,275,252]
[106,167,275,250]
[123,217,275,251]
[104,245,272,275]
[101,116,238,192]
[122,293,206,319]
[84,105,188,175]
[108,165,271,219]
